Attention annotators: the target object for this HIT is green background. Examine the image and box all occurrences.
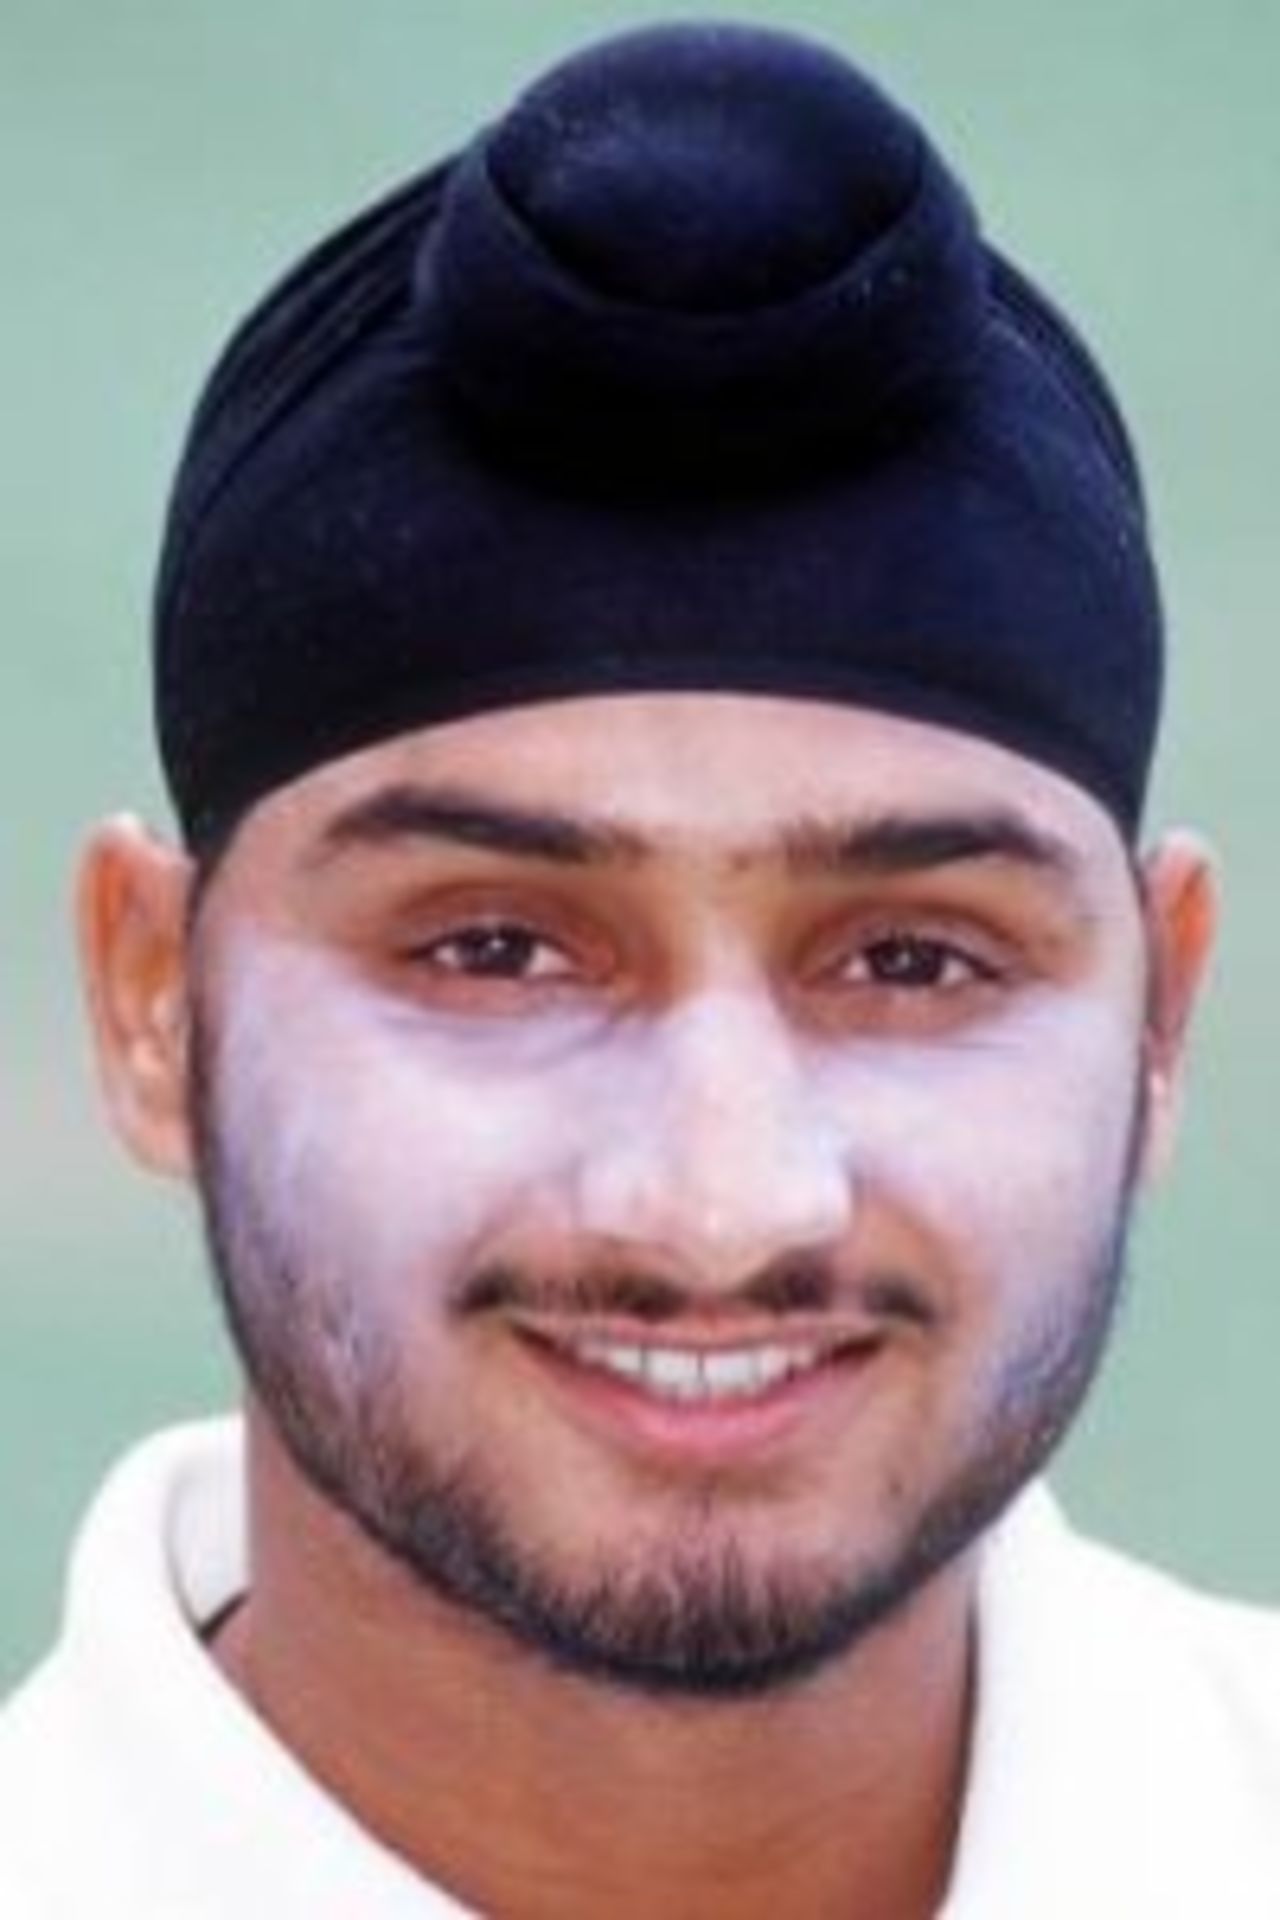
[0,0,1276,1691]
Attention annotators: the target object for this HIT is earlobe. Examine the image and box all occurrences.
[1137,829,1219,1184]
[76,816,196,1177]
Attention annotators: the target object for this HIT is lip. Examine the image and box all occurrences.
[511,1322,886,1472]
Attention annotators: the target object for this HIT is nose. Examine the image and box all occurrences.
[573,988,855,1290]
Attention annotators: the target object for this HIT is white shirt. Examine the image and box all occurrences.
[2,1419,1279,1916]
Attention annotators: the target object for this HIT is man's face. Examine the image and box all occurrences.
[183,694,1153,1695]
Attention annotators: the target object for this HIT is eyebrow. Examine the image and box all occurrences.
[311,780,1084,888]
[313,783,648,867]
[780,810,1081,881]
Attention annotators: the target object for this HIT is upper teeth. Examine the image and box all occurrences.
[567,1339,825,1402]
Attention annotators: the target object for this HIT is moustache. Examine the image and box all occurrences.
[454,1255,936,1330]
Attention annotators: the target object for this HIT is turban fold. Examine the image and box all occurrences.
[156,21,1162,850]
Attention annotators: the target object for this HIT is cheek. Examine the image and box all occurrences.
[811,996,1142,1289]
[206,944,600,1308]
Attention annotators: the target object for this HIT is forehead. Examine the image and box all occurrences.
[248,692,1125,875]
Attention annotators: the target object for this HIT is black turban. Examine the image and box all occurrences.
[156,20,1162,851]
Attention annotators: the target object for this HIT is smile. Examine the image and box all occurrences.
[506,1306,897,1467]
[563,1337,828,1403]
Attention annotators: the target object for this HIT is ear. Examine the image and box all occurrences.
[76,816,196,1178]
[1137,829,1219,1184]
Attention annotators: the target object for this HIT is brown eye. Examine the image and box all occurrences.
[798,915,1015,1037]
[418,922,572,981]
[863,935,978,989]
[820,930,1003,997]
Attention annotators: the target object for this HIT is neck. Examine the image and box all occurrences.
[215,1412,977,1920]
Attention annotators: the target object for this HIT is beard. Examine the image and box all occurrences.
[190,1007,1142,1702]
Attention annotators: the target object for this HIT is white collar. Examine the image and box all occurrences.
[59,1418,461,1915]
[944,1482,1280,1916]
[53,1418,1280,1917]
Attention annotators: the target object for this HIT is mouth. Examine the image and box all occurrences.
[509,1318,888,1468]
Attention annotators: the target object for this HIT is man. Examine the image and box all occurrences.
[2,18,1276,1916]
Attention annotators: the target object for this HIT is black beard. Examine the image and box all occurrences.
[190,1007,1140,1702]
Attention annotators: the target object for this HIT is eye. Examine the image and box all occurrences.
[411,920,575,982]
[802,923,1008,1028]
[856,934,995,992]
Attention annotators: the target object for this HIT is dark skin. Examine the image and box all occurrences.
[78,695,1215,1917]
[214,1409,971,1920]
